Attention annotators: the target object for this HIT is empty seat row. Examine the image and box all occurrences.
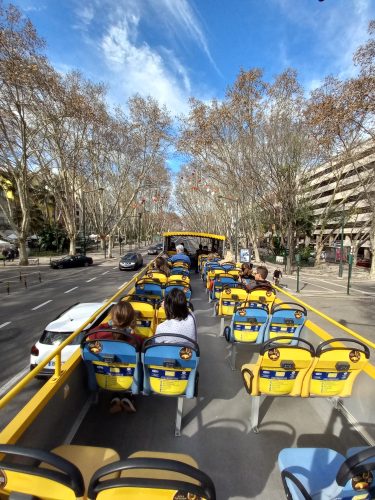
[0,444,216,499]
[135,277,192,301]
[224,302,307,345]
[241,336,370,398]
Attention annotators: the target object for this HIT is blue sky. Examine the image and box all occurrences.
[12,0,375,170]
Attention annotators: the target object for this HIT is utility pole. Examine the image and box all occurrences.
[339,204,345,278]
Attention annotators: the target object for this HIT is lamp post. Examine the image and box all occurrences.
[338,204,345,278]
[218,195,239,261]
[82,187,104,256]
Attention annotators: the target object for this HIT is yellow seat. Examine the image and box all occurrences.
[247,287,276,312]
[167,274,190,285]
[241,337,315,397]
[145,270,168,284]
[88,451,216,499]
[123,296,156,337]
[0,444,118,500]
[216,286,249,316]
[301,338,370,398]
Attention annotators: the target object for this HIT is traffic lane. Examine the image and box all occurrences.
[0,262,110,297]
[0,262,152,387]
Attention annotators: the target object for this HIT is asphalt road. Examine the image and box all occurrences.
[0,253,154,393]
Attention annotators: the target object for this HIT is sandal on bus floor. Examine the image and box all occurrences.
[121,397,136,413]
[109,397,123,414]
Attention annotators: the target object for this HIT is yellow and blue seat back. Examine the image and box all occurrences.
[165,280,192,301]
[247,285,276,312]
[211,274,237,300]
[81,331,142,394]
[216,285,249,316]
[142,334,200,398]
[278,446,375,500]
[88,452,216,500]
[171,259,190,269]
[0,444,85,500]
[301,338,370,398]
[135,278,164,300]
[241,337,315,397]
[206,267,226,289]
[225,301,269,344]
[124,296,156,337]
[202,261,220,281]
[168,273,190,286]
[264,302,307,345]
[145,270,168,284]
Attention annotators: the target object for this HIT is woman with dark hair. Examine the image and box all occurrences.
[153,256,171,277]
[155,288,196,344]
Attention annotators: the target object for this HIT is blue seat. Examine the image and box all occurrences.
[224,301,269,344]
[81,331,142,395]
[135,279,164,300]
[165,281,192,301]
[142,334,199,399]
[278,446,375,499]
[210,274,237,301]
[170,267,190,278]
[264,303,307,345]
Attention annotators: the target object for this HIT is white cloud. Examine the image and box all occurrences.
[101,15,192,114]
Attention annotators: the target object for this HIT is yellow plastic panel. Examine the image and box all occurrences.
[148,366,191,395]
[305,349,368,397]
[0,470,79,500]
[97,487,207,499]
[233,324,260,343]
[93,362,135,391]
[257,349,313,397]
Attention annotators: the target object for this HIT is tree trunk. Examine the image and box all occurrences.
[286,225,294,274]
[18,238,28,266]
[108,235,113,258]
[69,235,76,255]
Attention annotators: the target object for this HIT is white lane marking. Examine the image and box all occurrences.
[0,321,11,329]
[118,282,128,289]
[112,267,117,270]
[299,273,375,296]
[86,277,97,283]
[64,287,78,294]
[31,300,52,311]
[287,276,334,292]
[101,271,110,275]
[0,366,29,399]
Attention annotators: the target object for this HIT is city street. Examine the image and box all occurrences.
[0,248,154,394]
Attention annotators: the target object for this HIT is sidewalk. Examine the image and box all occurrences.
[0,244,150,269]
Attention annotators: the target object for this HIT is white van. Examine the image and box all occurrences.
[30,302,114,377]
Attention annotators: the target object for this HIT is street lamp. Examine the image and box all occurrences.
[82,187,104,256]
[218,195,239,261]
[338,203,345,278]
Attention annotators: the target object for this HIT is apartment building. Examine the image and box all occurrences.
[305,139,374,258]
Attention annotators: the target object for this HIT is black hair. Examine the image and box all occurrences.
[164,288,189,320]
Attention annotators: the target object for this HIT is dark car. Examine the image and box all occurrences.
[356,258,371,268]
[148,243,163,255]
[119,252,143,271]
[50,254,93,269]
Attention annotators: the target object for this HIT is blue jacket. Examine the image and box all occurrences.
[169,253,191,266]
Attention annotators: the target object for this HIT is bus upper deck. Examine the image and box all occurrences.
[0,231,375,499]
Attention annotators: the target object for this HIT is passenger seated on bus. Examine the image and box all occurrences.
[88,302,143,341]
[219,250,236,265]
[239,263,255,284]
[202,245,209,254]
[154,288,197,345]
[88,302,140,413]
[169,244,191,266]
[153,256,171,277]
[245,265,272,291]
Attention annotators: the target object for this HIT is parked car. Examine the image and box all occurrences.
[50,254,93,269]
[147,245,159,255]
[119,252,143,271]
[356,258,371,268]
[30,302,114,377]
